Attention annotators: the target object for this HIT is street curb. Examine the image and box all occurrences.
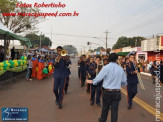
[140,72,151,76]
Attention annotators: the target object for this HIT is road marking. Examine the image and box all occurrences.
[121,88,163,121]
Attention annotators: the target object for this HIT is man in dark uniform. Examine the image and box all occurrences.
[88,56,103,106]
[86,56,96,93]
[53,46,71,109]
[126,53,139,109]
[65,56,71,94]
[77,56,82,79]
[79,55,87,87]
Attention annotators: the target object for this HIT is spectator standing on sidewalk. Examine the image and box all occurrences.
[11,47,15,60]
[26,55,33,81]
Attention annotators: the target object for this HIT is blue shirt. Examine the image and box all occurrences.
[93,62,127,89]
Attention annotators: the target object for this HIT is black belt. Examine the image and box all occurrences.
[103,89,120,92]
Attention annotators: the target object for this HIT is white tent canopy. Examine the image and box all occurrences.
[0,22,13,33]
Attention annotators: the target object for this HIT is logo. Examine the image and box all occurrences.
[2,108,28,121]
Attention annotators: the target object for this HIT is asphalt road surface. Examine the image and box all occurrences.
[0,58,162,122]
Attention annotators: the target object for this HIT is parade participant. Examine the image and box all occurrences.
[65,56,71,94]
[126,53,139,110]
[47,57,54,77]
[26,55,33,81]
[44,55,49,78]
[86,56,96,94]
[151,60,157,84]
[156,60,160,81]
[77,56,82,79]
[53,46,71,109]
[37,56,45,80]
[31,55,38,78]
[93,53,127,122]
[89,56,103,106]
[79,54,87,87]
[86,55,91,65]
[85,54,91,91]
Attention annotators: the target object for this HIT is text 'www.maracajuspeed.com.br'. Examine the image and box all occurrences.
[2,11,79,18]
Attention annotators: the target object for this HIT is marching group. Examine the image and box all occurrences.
[77,52,163,122]
[26,46,163,122]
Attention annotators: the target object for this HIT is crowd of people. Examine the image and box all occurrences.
[118,57,163,84]
[26,52,55,81]
[77,53,163,122]
[0,46,24,61]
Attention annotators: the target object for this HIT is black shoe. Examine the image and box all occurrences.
[90,101,94,106]
[65,90,67,94]
[87,90,90,94]
[128,106,131,110]
[81,84,83,87]
[98,118,102,122]
[55,100,58,105]
[109,106,111,110]
[96,103,101,107]
[58,104,62,109]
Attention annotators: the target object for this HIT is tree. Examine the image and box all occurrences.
[23,33,52,48]
[0,0,42,33]
[88,49,94,53]
[94,46,104,52]
[62,45,78,55]
[112,36,146,50]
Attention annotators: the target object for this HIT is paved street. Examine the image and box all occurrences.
[0,58,162,122]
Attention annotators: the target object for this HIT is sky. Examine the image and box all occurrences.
[20,0,163,52]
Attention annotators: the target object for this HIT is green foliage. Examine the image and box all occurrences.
[94,47,104,52]
[112,36,146,50]
[24,33,52,48]
[88,49,94,53]
[0,0,43,33]
[63,45,78,55]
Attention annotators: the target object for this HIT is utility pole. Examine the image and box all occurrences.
[135,39,137,47]
[104,30,110,53]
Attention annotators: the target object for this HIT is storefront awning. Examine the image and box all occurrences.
[117,52,129,56]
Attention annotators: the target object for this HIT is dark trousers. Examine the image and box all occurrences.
[80,70,86,85]
[127,84,137,107]
[90,82,102,104]
[53,78,66,104]
[87,83,91,93]
[65,77,70,92]
[99,91,121,122]
[78,68,80,79]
